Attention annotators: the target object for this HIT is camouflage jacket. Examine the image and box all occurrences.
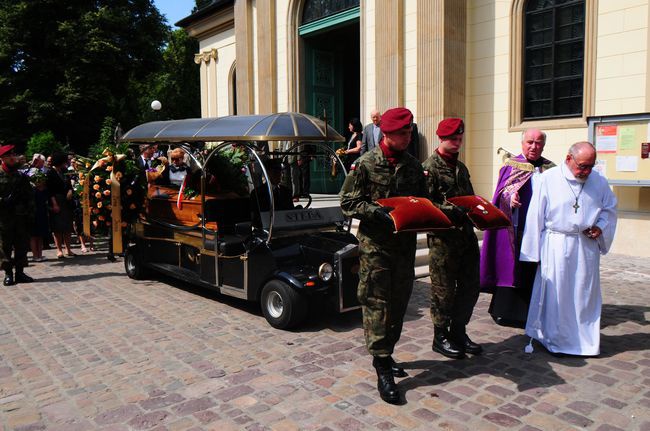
[0,167,35,221]
[422,151,476,238]
[339,147,426,245]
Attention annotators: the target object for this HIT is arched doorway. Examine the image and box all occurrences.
[298,0,360,193]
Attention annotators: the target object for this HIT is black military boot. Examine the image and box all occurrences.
[372,356,401,404]
[388,356,407,378]
[450,322,482,355]
[433,326,465,359]
[3,270,14,286]
[14,269,34,284]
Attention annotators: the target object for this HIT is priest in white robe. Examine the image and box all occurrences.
[520,142,617,356]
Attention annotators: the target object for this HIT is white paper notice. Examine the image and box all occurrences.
[596,125,617,153]
[594,159,607,177]
[615,156,638,172]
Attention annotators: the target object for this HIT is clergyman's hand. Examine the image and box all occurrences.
[510,191,521,208]
[374,206,395,230]
[583,226,602,239]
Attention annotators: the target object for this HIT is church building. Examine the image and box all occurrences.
[179,0,650,256]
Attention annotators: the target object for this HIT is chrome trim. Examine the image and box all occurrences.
[335,243,360,313]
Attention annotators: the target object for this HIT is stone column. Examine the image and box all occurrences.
[417,0,466,158]
[257,1,277,114]
[375,0,404,111]
[194,49,218,117]
[235,0,254,114]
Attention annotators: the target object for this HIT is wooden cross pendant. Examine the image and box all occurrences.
[573,198,580,213]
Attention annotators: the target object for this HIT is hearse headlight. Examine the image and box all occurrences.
[318,263,334,281]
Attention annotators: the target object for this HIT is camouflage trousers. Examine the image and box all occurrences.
[357,235,416,356]
[0,222,30,272]
[428,233,480,328]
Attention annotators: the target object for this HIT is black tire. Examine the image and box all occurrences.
[260,280,308,329]
[124,245,149,280]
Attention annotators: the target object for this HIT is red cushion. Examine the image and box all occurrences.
[377,196,453,232]
[447,195,511,230]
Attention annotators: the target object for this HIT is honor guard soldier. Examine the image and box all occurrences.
[423,118,482,359]
[0,145,35,286]
[340,107,426,404]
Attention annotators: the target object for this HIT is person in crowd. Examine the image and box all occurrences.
[27,154,46,176]
[45,155,53,172]
[340,107,425,405]
[290,145,313,201]
[251,158,294,213]
[423,118,482,360]
[136,144,156,171]
[162,148,193,187]
[360,109,382,155]
[0,145,35,285]
[341,118,363,171]
[29,171,49,261]
[480,129,555,328]
[46,152,75,258]
[521,142,617,356]
[69,166,92,253]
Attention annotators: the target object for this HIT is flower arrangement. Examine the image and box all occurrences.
[205,145,249,197]
[73,144,143,235]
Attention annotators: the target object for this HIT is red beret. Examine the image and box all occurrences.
[380,107,413,133]
[436,118,464,138]
[0,145,15,158]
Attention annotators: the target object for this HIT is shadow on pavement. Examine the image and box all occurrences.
[601,303,649,328]
[398,334,583,397]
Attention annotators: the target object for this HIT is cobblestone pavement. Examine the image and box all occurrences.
[0,250,648,431]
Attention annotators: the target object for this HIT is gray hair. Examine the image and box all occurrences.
[31,153,45,162]
[521,129,547,142]
[568,141,596,157]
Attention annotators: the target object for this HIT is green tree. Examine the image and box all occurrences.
[25,131,66,158]
[141,29,200,122]
[0,0,169,152]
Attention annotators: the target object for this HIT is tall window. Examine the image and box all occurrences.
[302,0,359,25]
[523,0,585,120]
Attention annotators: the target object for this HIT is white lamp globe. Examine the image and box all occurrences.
[150,100,162,111]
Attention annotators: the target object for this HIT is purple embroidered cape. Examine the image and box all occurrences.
[479,154,554,290]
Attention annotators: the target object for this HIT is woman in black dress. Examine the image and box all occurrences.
[46,152,75,258]
[342,118,363,171]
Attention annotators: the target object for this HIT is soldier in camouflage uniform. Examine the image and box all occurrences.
[0,145,35,286]
[422,118,482,359]
[340,107,425,404]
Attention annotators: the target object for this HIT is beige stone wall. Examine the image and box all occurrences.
[198,30,236,117]
[190,0,650,256]
[466,0,650,256]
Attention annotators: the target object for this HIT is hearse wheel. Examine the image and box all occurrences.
[124,245,149,280]
[261,280,308,329]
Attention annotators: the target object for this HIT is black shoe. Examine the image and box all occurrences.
[462,334,483,355]
[15,272,34,283]
[433,327,465,359]
[389,356,407,378]
[3,273,14,286]
[372,357,401,404]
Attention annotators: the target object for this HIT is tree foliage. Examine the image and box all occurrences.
[0,0,201,155]
[25,131,66,159]
[140,29,200,123]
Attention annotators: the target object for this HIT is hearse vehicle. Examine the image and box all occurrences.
[120,113,360,329]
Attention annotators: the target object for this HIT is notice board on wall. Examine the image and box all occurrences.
[588,113,650,186]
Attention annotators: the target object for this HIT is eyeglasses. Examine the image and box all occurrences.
[570,156,595,170]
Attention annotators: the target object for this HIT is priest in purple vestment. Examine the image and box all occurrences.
[479,129,555,328]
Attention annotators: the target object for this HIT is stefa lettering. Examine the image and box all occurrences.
[284,210,323,222]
